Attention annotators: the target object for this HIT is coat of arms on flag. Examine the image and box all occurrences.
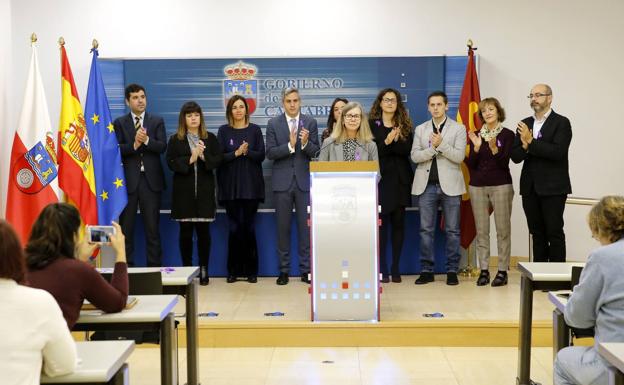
[12,137,58,194]
[223,60,258,114]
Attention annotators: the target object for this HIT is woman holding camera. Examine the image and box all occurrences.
[26,203,128,329]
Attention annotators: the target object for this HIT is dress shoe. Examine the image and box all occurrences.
[476,270,490,286]
[391,275,402,283]
[247,276,257,283]
[200,266,209,286]
[446,272,459,286]
[491,271,508,287]
[226,275,237,283]
[380,275,390,283]
[276,272,289,285]
[415,272,434,285]
[301,273,311,284]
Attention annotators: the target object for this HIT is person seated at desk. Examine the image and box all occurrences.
[554,195,624,385]
[318,101,379,162]
[26,203,129,329]
[0,220,77,385]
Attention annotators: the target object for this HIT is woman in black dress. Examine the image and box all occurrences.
[369,88,414,283]
[166,101,222,285]
[217,95,265,283]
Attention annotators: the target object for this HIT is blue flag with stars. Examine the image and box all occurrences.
[85,48,127,225]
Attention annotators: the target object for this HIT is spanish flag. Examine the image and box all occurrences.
[456,45,481,249]
[57,42,98,225]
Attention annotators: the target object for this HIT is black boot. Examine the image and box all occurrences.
[491,271,508,287]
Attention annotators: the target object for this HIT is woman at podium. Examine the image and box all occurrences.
[369,88,414,283]
[318,101,378,162]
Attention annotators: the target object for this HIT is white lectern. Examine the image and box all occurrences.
[309,161,380,322]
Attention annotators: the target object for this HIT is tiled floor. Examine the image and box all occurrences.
[171,268,555,323]
[127,346,555,385]
[132,268,559,384]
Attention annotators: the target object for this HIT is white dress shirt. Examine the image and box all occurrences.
[532,108,552,139]
[0,279,76,385]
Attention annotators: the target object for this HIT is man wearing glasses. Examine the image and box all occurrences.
[266,87,320,285]
[511,84,572,262]
[411,91,467,285]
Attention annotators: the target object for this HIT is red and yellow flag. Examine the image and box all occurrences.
[57,43,98,225]
[456,45,482,249]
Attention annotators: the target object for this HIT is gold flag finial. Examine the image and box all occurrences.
[467,39,473,48]
[58,37,65,46]
[92,39,99,49]
[31,33,37,43]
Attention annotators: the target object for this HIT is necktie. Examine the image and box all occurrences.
[135,116,141,131]
[290,119,297,136]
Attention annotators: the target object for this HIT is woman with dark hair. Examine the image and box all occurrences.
[466,97,514,287]
[0,220,77,384]
[554,195,624,385]
[26,203,128,329]
[166,101,223,285]
[217,95,265,283]
[369,88,414,283]
[321,97,348,142]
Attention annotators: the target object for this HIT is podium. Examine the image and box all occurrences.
[309,161,380,322]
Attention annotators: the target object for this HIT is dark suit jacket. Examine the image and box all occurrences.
[370,120,413,213]
[265,113,320,192]
[114,112,167,193]
[166,133,223,219]
[510,110,572,196]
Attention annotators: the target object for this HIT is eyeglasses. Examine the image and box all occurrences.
[382,98,397,104]
[344,114,361,120]
[527,93,551,99]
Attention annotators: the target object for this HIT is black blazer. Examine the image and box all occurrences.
[370,120,413,213]
[166,133,223,220]
[510,110,572,196]
[114,112,167,193]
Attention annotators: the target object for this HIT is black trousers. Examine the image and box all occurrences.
[224,200,259,277]
[119,174,162,267]
[178,222,211,268]
[522,190,567,262]
[379,206,406,276]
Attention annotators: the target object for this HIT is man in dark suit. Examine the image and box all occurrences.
[511,84,572,262]
[114,84,167,266]
[266,87,320,285]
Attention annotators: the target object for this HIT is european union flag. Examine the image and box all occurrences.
[85,48,127,225]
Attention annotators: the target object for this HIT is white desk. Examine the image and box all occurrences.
[516,262,584,385]
[74,295,178,385]
[99,266,201,385]
[598,343,624,385]
[41,341,134,384]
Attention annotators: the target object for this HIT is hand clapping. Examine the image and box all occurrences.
[468,131,482,151]
[517,121,532,149]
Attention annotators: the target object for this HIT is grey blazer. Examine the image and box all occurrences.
[318,137,379,163]
[265,113,319,192]
[410,117,466,196]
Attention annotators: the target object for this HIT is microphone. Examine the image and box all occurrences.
[313,137,336,161]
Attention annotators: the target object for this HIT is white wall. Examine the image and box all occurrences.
[4,0,624,259]
[0,0,11,218]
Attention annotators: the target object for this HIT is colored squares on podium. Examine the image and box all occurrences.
[364,293,371,300]
[342,271,348,278]
[331,293,338,300]
[353,293,360,300]
[342,282,349,289]
[320,293,327,300]
[342,260,348,267]
[342,293,349,300]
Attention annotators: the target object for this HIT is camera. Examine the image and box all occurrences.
[85,225,115,244]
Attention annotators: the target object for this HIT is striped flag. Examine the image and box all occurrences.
[57,43,98,225]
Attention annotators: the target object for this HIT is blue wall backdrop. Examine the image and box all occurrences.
[100,56,469,275]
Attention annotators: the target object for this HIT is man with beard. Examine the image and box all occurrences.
[511,84,572,262]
